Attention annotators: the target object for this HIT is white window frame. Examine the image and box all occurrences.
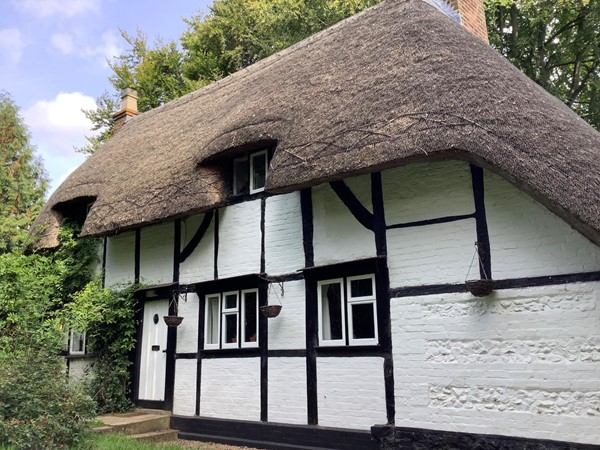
[221,291,240,349]
[249,150,268,194]
[346,274,378,346]
[204,294,222,350]
[317,278,346,347]
[69,330,86,355]
[241,289,259,348]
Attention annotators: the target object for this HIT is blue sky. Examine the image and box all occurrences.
[1,0,211,194]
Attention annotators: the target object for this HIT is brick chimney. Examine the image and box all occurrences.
[112,88,138,133]
[447,0,489,43]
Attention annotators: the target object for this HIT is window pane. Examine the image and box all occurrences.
[251,152,267,191]
[244,291,257,343]
[350,277,373,298]
[225,293,237,310]
[351,303,375,339]
[233,158,249,195]
[206,296,220,345]
[321,282,343,341]
[71,331,85,353]
[225,313,238,344]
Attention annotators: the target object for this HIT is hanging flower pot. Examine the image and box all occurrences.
[465,242,495,297]
[465,279,495,297]
[163,315,184,327]
[260,304,282,318]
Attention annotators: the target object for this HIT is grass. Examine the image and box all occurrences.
[78,433,186,450]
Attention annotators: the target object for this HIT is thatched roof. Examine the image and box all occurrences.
[33,0,600,248]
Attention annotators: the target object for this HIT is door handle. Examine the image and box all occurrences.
[162,349,167,353]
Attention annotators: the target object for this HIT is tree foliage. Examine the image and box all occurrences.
[0,92,47,251]
[485,0,600,129]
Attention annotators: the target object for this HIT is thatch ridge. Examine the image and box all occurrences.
[32,0,600,248]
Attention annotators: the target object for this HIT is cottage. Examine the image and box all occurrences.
[33,0,600,448]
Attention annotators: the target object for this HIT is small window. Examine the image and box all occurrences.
[204,288,259,349]
[232,150,269,195]
[317,274,378,347]
[70,330,86,355]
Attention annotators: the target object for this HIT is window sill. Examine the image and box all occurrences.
[314,345,385,357]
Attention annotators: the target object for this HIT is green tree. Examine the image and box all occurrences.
[0,92,48,251]
[485,0,600,129]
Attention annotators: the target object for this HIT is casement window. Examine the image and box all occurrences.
[232,150,269,195]
[205,289,259,349]
[69,330,86,355]
[318,274,378,347]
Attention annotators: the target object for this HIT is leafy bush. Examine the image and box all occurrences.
[65,282,138,413]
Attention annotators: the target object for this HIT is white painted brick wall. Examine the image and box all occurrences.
[104,231,135,287]
[200,358,261,421]
[387,219,477,287]
[218,202,261,279]
[317,357,387,430]
[173,359,197,416]
[179,214,215,285]
[139,222,174,285]
[268,280,306,350]
[176,293,199,353]
[391,282,600,445]
[313,183,376,266]
[382,160,473,225]
[265,193,305,275]
[268,357,307,424]
[485,172,600,279]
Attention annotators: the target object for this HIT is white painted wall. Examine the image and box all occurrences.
[104,231,135,287]
[173,359,197,416]
[139,222,174,285]
[268,357,307,424]
[312,182,376,266]
[317,357,387,430]
[179,214,215,285]
[68,358,93,380]
[218,201,261,279]
[200,358,261,421]
[485,172,600,279]
[388,219,477,287]
[265,193,305,275]
[268,280,306,350]
[176,293,199,353]
[382,160,474,225]
[391,282,600,445]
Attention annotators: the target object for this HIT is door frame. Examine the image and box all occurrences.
[131,283,178,411]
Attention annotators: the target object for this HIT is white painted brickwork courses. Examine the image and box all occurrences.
[391,282,600,445]
[312,182,376,266]
[265,193,305,275]
[176,293,199,353]
[268,357,308,424]
[485,172,600,279]
[268,280,306,350]
[317,357,387,430]
[104,231,135,287]
[173,359,197,416]
[179,213,215,284]
[139,222,174,285]
[200,358,261,421]
[218,201,261,279]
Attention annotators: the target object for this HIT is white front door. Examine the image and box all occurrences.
[138,299,169,401]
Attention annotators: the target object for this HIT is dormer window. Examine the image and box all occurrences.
[233,149,269,195]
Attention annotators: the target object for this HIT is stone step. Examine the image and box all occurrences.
[132,429,179,443]
[96,409,172,436]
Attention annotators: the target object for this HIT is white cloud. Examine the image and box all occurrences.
[51,33,75,55]
[81,30,121,66]
[0,28,26,63]
[12,0,100,19]
[23,92,97,158]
